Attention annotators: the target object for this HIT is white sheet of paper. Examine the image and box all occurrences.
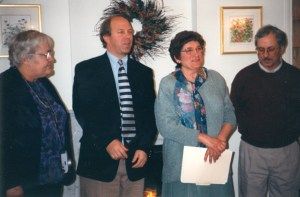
[181,146,233,185]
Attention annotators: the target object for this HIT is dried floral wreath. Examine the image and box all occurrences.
[98,0,178,60]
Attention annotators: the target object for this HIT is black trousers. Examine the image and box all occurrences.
[24,184,63,197]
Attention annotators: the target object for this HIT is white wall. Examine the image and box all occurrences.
[0,0,293,196]
[196,0,292,195]
[69,0,193,93]
[0,0,73,108]
[196,0,292,87]
[0,0,292,108]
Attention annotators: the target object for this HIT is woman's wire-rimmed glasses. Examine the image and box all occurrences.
[181,46,204,55]
[30,50,55,60]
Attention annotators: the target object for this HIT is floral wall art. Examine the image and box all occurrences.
[220,6,262,54]
[0,4,41,57]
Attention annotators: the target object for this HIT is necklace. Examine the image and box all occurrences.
[24,79,62,143]
[24,79,51,109]
[24,79,62,137]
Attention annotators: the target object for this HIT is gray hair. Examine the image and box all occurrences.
[8,30,54,68]
[254,25,288,49]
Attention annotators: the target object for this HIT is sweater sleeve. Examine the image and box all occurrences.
[222,78,237,127]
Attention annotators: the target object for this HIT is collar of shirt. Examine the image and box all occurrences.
[107,51,128,72]
[258,60,282,73]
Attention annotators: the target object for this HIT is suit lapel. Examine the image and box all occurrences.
[127,58,139,98]
[102,54,120,105]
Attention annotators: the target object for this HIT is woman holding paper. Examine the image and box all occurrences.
[155,31,236,197]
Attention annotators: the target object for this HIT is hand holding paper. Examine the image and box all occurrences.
[198,133,227,163]
[181,146,233,185]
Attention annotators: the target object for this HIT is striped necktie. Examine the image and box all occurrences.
[118,59,136,144]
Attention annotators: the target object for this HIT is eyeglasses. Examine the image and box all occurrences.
[256,46,279,55]
[181,46,204,55]
[31,51,55,60]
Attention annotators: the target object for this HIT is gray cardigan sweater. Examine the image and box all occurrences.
[155,69,236,183]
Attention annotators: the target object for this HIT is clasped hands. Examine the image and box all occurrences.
[106,139,147,168]
[197,133,227,163]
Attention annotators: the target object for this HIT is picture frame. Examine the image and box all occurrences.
[0,4,42,57]
[220,6,262,54]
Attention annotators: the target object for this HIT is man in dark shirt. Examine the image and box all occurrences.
[231,25,300,197]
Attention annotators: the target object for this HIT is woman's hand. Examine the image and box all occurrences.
[198,133,227,163]
[205,147,221,163]
[6,186,24,197]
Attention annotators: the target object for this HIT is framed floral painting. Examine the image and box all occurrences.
[0,4,41,57]
[220,6,262,54]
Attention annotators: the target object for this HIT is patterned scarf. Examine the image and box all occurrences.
[173,69,207,147]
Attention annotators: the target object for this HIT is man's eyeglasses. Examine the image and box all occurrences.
[256,46,279,55]
[31,51,55,60]
[181,46,204,55]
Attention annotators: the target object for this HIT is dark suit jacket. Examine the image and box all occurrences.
[0,67,76,193]
[73,53,157,182]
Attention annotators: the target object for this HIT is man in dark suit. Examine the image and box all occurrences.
[73,15,157,197]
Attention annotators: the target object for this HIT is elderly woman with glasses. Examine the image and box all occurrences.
[155,30,236,197]
[0,30,76,197]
